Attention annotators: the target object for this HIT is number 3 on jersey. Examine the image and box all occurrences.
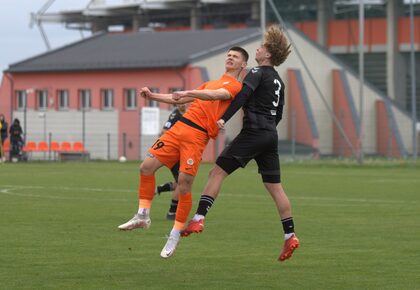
[273,79,282,107]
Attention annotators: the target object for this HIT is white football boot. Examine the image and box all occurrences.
[118,213,151,230]
[160,235,180,258]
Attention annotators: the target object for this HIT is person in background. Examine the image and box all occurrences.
[9,118,23,161]
[0,114,8,162]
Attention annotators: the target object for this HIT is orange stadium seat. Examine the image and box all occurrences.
[61,142,72,152]
[3,140,10,152]
[23,141,37,152]
[38,141,49,152]
[50,142,60,152]
[72,142,86,152]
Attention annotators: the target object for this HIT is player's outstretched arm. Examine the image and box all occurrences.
[140,87,191,104]
[219,84,253,123]
[173,88,231,101]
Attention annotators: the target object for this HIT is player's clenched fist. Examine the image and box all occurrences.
[140,87,151,98]
[172,90,190,101]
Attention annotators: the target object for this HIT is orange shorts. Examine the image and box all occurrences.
[148,121,209,176]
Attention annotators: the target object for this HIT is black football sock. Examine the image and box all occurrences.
[196,195,215,217]
[168,199,178,214]
[157,182,174,194]
[281,217,295,234]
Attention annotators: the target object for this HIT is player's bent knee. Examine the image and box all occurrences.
[177,183,192,195]
[177,177,193,194]
[208,166,228,180]
[139,161,156,175]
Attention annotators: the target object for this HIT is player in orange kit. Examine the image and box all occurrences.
[117,46,248,258]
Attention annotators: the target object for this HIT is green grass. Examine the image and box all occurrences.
[0,161,419,290]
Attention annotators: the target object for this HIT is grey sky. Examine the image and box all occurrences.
[0,0,89,71]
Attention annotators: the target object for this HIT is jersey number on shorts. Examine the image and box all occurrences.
[273,79,282,107]
[152,139,165,150]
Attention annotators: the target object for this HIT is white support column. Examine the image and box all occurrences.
[386,0,406,104]
[317,0,331,47]
[190,5,201,30]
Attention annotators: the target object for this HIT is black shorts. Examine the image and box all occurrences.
[216,128,280,183]
[170,161,180,182]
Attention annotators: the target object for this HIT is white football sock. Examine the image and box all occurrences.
[137,208,150,216]
[284,233,294,240]
[193,214,205,221]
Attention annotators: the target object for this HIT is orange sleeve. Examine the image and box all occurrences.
[222,81,242,99]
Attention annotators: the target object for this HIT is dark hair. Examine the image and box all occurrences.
[229,46,249,62]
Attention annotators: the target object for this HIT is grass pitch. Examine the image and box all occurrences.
[0,160,419,290]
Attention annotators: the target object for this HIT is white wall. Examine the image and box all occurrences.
[139,108,172,159]
[13,108,173,160]
[13,110,119,159]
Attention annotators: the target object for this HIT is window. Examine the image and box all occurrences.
[37,90,48,111]
[79,89,91,110]
[101,89,114,110]
[124,89,137,110]
[57,89,69,110]
[148,88,159,107]
[16,90,27,110]
[169,87,183,93]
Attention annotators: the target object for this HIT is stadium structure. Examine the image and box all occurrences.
[0,0,419,160]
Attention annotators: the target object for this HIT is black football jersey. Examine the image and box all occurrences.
[242,66,285,131]
[163,108,183,130]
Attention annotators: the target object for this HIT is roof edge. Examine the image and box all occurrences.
[7,32,107,70]
[189,29,261,62]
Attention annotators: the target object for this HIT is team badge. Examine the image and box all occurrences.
[187,158,194,165]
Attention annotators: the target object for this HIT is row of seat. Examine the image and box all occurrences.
[1,140,86,153]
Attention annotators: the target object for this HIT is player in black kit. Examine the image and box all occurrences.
[155,104,186,220]
[181,26,300,262]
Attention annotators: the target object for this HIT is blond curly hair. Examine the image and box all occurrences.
[264,25,291,66]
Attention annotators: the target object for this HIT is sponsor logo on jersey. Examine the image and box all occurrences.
[223,81,230,85]
[251,67,260,74]
[187,158,194,165]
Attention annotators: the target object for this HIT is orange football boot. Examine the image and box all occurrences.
[181,219,205,237]
[278,234,300,262]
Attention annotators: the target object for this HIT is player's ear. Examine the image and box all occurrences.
[241,61,247,69]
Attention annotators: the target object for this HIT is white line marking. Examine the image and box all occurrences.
[0,184,415,205]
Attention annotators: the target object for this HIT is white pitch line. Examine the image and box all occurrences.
[0,185,416,205]
[0,186,131,202]
[1,184,133,193]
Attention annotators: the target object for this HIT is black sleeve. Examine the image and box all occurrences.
[243,67,262,90]
[221,84,253,123]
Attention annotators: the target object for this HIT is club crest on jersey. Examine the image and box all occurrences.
[251,67,260,74]
[187,158,194,165]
